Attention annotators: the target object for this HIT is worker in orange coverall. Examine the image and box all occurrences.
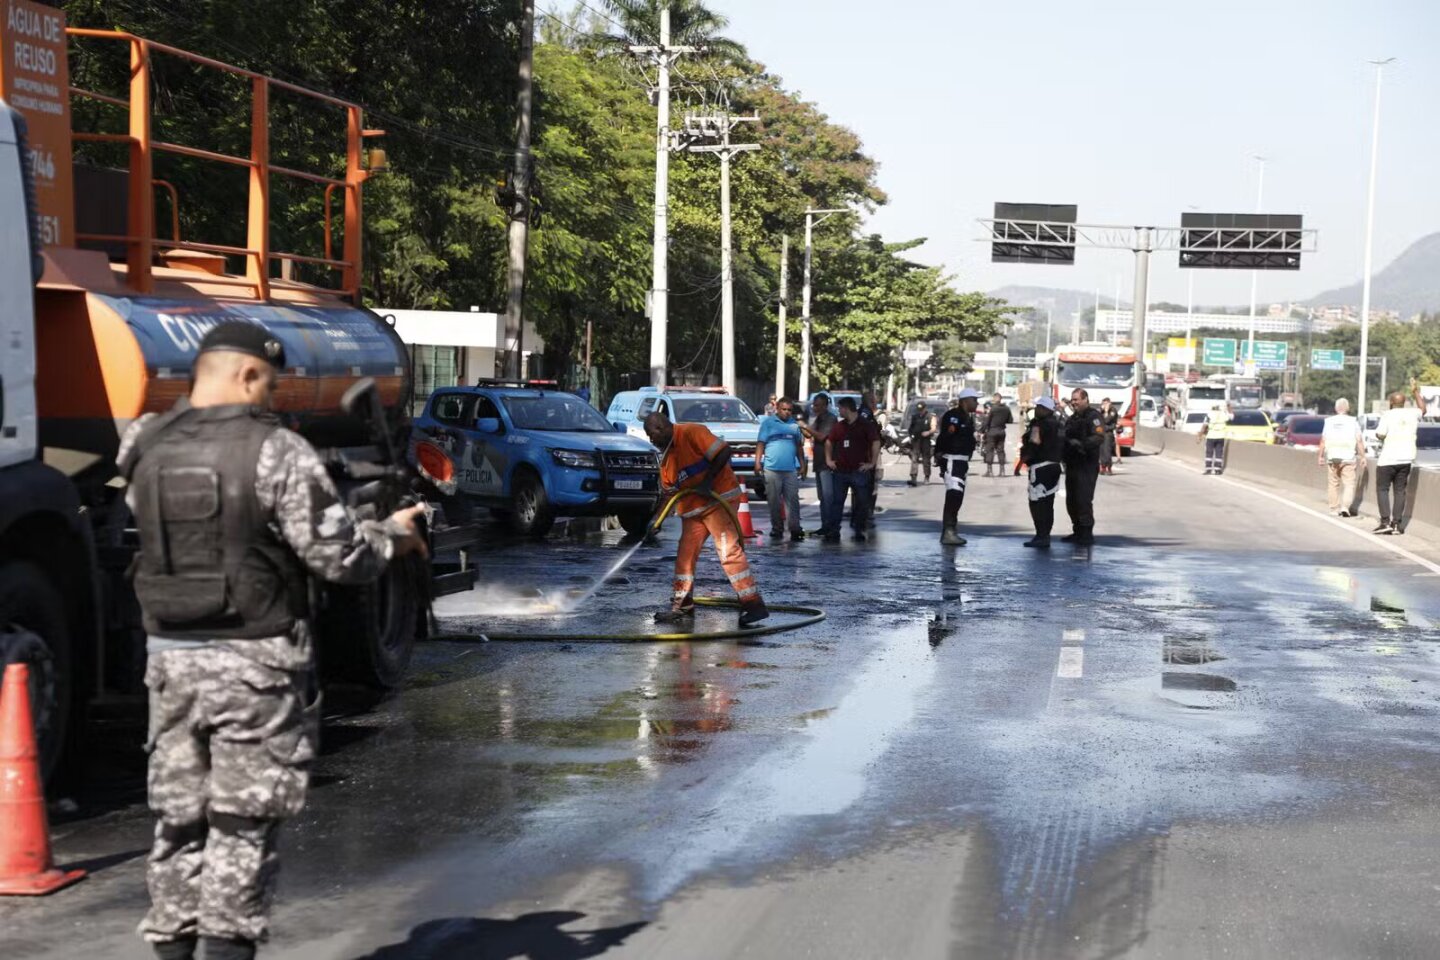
[644,412,770,629]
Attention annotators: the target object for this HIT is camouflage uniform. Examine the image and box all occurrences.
[120,416,400,945]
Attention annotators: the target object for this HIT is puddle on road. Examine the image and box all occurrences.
[636,616,938,899]
[1162,672,1238,692]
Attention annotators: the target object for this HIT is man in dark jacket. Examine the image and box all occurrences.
[907,401,936,486]
[1098,397,1120,475]
[980,392,1013,477]
[934,388,981,546]
[1061,388,1105,545]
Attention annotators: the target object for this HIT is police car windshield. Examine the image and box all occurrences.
[503,395,612,432]
[1058,362,1132,387]
[1230,411,1268,426]
[1185,413,1206,423]
[675,398,756,423]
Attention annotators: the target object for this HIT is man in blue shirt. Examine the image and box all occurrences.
[754,396,806,541]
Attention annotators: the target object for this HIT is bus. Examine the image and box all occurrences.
[1053,343,1138,454]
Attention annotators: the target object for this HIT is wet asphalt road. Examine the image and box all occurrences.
[7,447,1440,960]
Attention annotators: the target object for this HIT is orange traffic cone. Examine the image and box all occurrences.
[736,490,757,538]
[0,663,85,895]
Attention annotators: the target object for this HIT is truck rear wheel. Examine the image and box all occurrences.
[318,554,423,690]
[0,563,71,783]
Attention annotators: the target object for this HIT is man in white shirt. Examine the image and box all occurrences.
[1372,378,1429,535]
[1318,398,1367,517]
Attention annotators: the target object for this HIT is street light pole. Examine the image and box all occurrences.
[775,234,788,399]
[1245,154,1266,376]
[1185,271,1195,376]
[1357,58,1394,416]
[799,207,845,401]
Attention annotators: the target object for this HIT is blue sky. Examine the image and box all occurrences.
[714,0,1440,307]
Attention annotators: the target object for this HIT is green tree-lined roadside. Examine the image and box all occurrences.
[59,0,1011,392]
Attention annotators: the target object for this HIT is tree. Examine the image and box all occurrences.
[808,236,1016,387]
[593,0,747,62]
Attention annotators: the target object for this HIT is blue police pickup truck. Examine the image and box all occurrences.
[606,386,765,496]
[412,381,660,537]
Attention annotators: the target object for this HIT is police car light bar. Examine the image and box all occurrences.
[474,378,560,389]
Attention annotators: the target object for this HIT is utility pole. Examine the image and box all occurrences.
[1357,58,1394,416]
[630,6,695,387]
[800,208,845,401]
[684,113,760,394]
[775,235,788,398]
[501,0,535,380]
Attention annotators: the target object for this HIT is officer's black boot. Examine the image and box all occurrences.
[153,939,197,960]
[202,937,256,960]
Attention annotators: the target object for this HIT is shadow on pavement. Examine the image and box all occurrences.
[353,912,647,960]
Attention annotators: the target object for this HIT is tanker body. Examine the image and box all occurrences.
[0,14,479,780]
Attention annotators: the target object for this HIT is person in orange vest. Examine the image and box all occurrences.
[645,412,770,628]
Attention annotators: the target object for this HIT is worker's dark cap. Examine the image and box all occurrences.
[196,321,286,369]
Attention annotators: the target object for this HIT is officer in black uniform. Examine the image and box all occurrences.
[1061,387,1105,545]
[1020,395,1066,548]
[933,388,981,546]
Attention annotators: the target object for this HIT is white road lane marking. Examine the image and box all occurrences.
[1152,457,1440,578]
[1062,629,1085,644]
[1057,647,1084,678]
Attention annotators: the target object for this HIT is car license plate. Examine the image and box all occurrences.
[614,479,644,491]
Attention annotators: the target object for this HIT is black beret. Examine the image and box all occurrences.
[196,321,286,369]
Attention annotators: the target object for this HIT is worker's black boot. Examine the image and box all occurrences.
[1023,535,1051,549]
[940,525,965,546]
[654,607,695,624]
[738,603,771,628]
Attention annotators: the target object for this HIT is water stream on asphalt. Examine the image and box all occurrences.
[563,539,646,612]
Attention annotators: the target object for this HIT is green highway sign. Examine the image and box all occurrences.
[1311,348,1345,371]
[1202,338,1237,366]
[1240,339,1289,369]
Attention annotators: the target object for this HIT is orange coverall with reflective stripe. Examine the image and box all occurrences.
[660,424,763,613]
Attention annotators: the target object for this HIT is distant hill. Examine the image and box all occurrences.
[1302,231,1440,317]
[985,286,1125,321]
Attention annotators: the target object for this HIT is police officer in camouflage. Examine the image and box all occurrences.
[118,322,427,960]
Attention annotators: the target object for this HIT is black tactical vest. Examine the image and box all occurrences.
[122,402,308,640]
[1022,416,1065,464]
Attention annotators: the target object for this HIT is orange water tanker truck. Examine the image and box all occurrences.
[0,13,479,779]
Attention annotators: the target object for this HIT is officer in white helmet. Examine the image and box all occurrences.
[933,388,982,545]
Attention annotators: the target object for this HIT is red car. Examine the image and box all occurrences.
[1283,415,1325,447]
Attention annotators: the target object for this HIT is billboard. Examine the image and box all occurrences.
[0,0,74,246]
[991,203,1077,265]
[1178,213,1303,271]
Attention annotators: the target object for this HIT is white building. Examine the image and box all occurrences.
[1095,309,1343,337]
[375,308,544,414]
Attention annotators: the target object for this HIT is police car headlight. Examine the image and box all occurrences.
[551,449,599,469]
